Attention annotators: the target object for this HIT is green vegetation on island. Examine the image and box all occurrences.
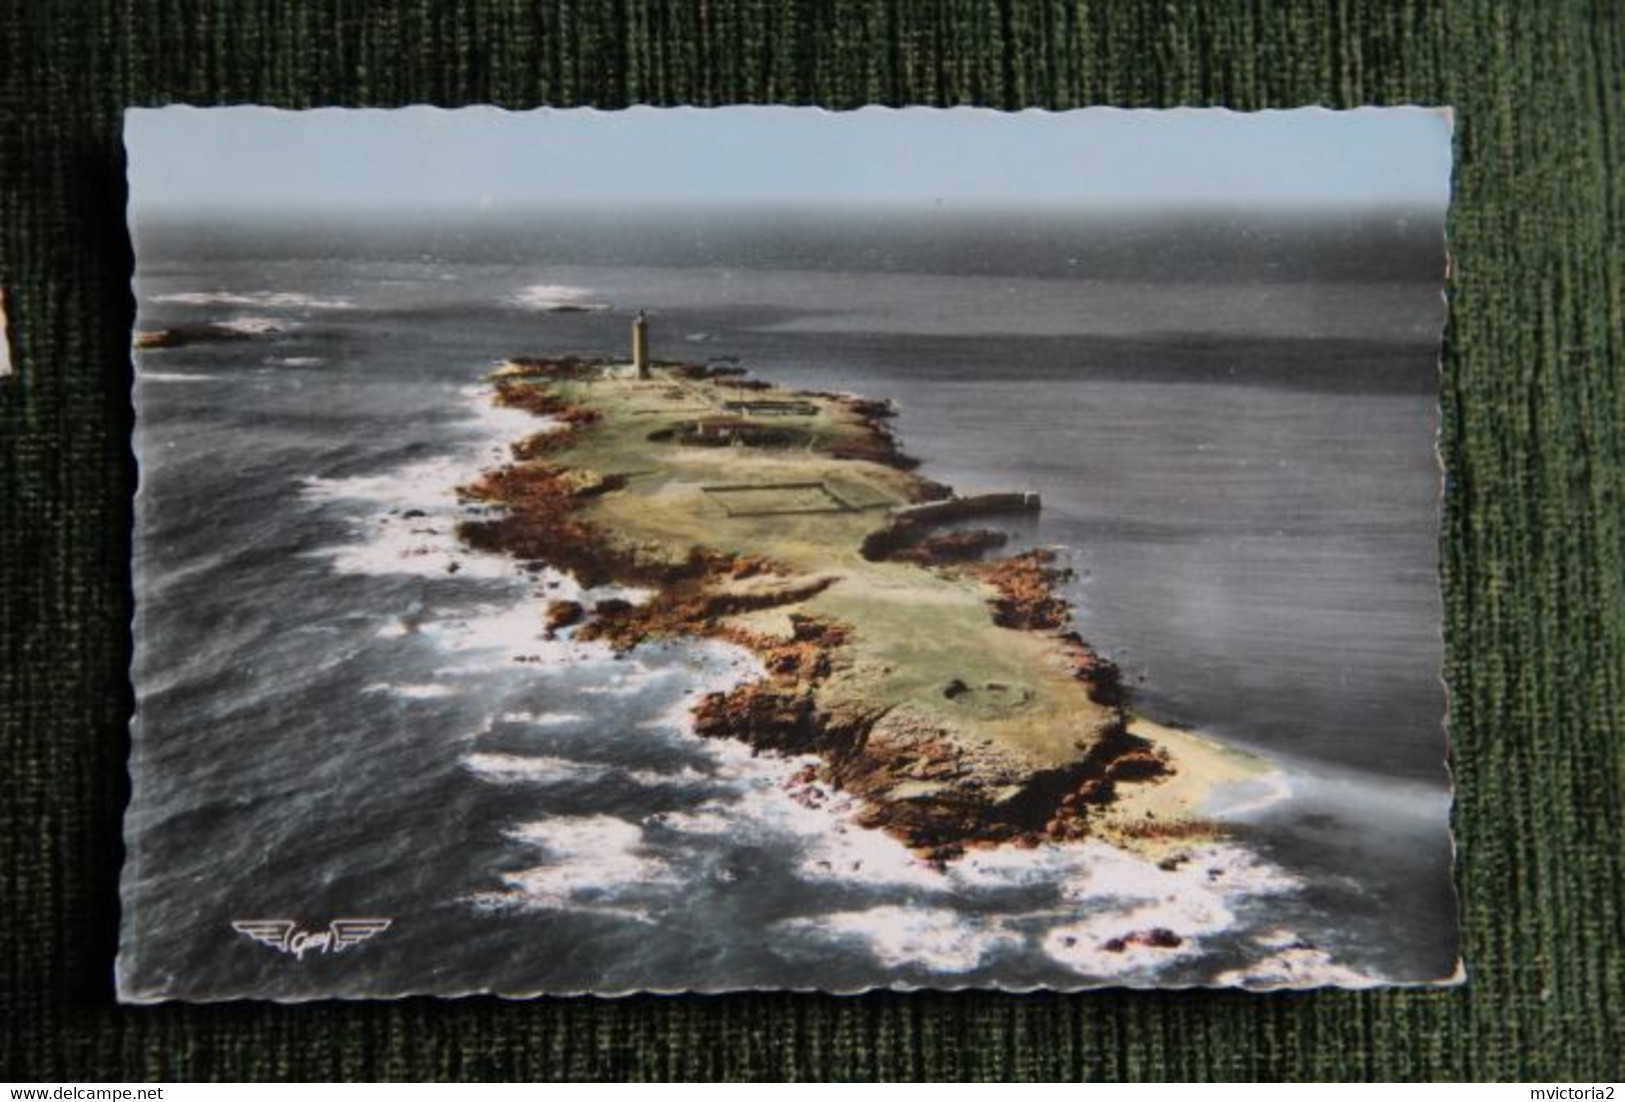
[458,352,1267,861]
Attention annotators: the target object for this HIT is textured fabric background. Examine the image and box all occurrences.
[2,0,1621,1082]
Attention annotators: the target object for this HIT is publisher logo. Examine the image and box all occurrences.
[231,918,392,960]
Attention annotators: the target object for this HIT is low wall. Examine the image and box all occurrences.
[891,491,1041,525]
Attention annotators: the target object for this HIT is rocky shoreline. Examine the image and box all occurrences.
[457,355,1236,862]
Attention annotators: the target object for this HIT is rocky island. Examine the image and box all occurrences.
[135,320,281,349]
[457,346,1268,862]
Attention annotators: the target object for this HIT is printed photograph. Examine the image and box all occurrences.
[121,105,1457,999]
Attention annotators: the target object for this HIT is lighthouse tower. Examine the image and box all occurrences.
[631,310,650,380]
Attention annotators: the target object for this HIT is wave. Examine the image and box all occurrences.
[139,371,219,383]
[362,682,459,700]
[215,315,285,335]
[301,453,496,510]
[462,752,606,785]
[510,284,607,312]
[1030,841,1297,979]
[500,711,588,727]
[473,815,675,918]
[302,513,517,580]
[1215,929,1384,988]
[418,600,613,668]
[298,389,541,582]
[780,905,1022,973]
[151,290,355,310]
[462,751,711,789]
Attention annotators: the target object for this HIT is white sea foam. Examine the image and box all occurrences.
[625,766,711,787]
[793,805,942,890]
[1215,943,1381,989]
[152,290,355,310]
[767,834,1308,981]
[1062,840,1298,903]
[266,355,324,367]
[301,454,482,510]
[562,654,698,699]
[780,906,1021,973]
[649,809,735,835]
[1040,901,1212,975]
[301,386,536,511]
[139,371,219,383]
[500,710,587,727]
[299,427,536,581]
[462,383,548,441]
[464,751,708,790]
[418,601,620,674]
[477,816,674,916]
[362,682,459,700]
[634,659,762,736]
[1032,841,1300,979]
[306,517,516,580]
[658,739,943,892]
[510,284,607,312]
[463,752,606,785]
[215,315,284,335]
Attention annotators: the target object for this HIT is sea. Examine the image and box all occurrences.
[119,209,1458,999]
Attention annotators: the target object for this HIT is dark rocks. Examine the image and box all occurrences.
[974,550,1074,631]
[544,600,585,637]
[1105,749,1168,782]
[135,323,264,349]
[1103,927,1184,953]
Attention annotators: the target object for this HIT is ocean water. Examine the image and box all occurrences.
[120,213,1455,999]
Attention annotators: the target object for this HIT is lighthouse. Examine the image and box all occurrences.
[631,310,649,380]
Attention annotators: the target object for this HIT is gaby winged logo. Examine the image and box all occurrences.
[231,918,393,961]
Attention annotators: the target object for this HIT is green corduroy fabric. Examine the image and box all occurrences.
[2,0,1622,1082]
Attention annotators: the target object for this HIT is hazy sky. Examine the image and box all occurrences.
[126,105,1453,217]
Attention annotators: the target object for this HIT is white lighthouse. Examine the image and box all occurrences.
[631,310,649,380]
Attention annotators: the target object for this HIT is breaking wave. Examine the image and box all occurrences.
[510,284,608,312]
[139,371,219,383]
[152,290,356,310]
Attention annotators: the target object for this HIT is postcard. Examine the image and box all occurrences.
[120,105,1457,999]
